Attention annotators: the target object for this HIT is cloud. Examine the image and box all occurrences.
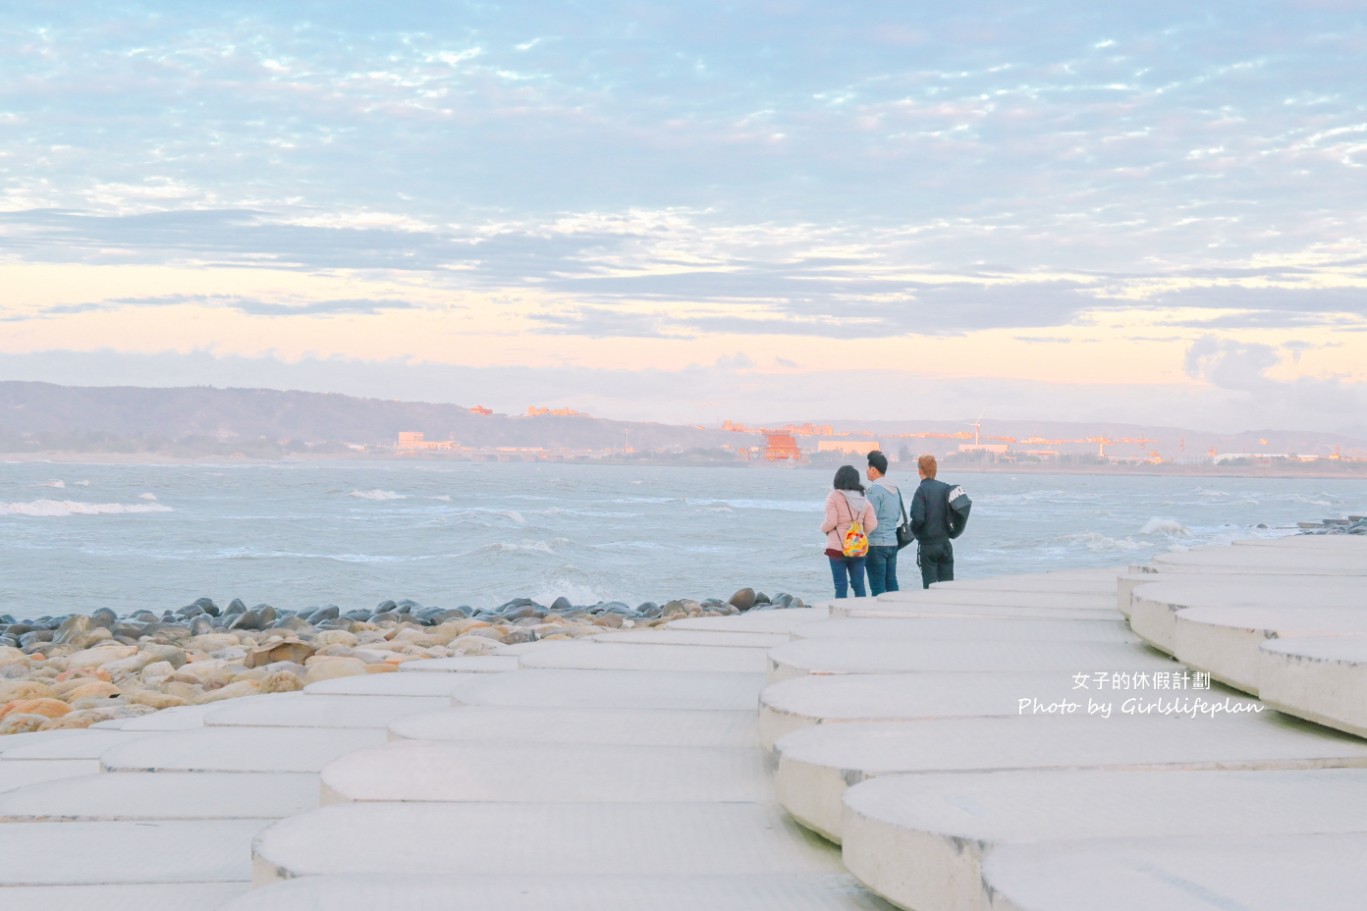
[1184,336,1281,391]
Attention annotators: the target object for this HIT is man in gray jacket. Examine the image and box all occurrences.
[864,450,903,595]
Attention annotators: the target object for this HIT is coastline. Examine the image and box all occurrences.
[6,449,1367,480]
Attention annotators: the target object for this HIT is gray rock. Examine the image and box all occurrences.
[549,596,574,612]
[90,608,119,630]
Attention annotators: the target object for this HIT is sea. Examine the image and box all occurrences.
[2,460,1364,619]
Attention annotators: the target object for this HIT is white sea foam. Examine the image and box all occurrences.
[40,480,66,489]
[74,480,91,487]
[139,492,159,501]
[349,489,406,500]
[431,494,452,501]
[1140,517,1189,535]
[1,499,175,518]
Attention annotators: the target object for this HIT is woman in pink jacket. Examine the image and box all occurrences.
[821,464,878,598]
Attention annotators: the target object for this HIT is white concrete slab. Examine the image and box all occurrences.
[775,713,1367,842]
[252,802,844,883]
[217,873,895,911]
[874,589,1116,609]
[0,759,98,793]
[390,706,761,748]
[304,672,485,696]
[1151,546,1367,575]
[451,669,765,711]
[0,771,318,821]
[757,672,1258,750]
[0,730,96,756]
[928,570,1124,593]
[1173,605,1367,694]
[836,602,1121,622]
[842,769,1367,911]
[109,702,224,730]
[1260,637,1367,739]
[0,819,270,885]
[982,832,1367,911]
[790,617,1139,644]
[203,694,449,728]
[0,729,155,761]
[100,727,386,773]
[0,883,249,911]
[517,640,769,673]
[397,654,521,673]
[1234,535,1367,553]
[1128,576,1365,655]
[320,740,771,804]
[592,629,793,648]
[666,606,831,633]
[767,638,1175,683]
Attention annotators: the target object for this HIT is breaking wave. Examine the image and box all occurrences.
[1,499,175,518]
[1140,517,1189,535]
[348,489,406,500]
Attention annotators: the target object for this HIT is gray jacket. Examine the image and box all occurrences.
[865,478,903,546]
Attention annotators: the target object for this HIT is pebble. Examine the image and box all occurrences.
[0,587,807,732]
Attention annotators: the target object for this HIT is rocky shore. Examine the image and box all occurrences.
[0,588,806,735]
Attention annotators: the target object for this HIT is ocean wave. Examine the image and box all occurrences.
[431,494,452,501]
[683,497,816,513]
[139,492,159,501]
[349,489,406,500]
[463,541,558,557]
[40,480,66,489]
[0,499,175,518]
[1053,531,1149,553]
[544,506,640,519]
[1140,517,1189,536]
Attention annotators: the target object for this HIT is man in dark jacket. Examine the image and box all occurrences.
[910,454,959,589]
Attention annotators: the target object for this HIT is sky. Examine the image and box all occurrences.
[2,1,1366,435]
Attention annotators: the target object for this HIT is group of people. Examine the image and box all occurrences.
[820,451,964,598]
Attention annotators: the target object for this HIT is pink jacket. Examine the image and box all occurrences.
[821,489,877,552]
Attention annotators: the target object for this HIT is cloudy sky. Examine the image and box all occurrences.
[2,1,1365,433]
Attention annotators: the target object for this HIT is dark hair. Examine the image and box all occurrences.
[866,450,888,475]
[833,465,865,493]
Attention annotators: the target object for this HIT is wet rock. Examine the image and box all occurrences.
[90,608,119,630]
[728,587,756,611]
[53,615,93,646]
[19,630,55,650]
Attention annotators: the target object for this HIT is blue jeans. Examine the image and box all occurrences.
[828,555,867,598]
[866,545,899,596]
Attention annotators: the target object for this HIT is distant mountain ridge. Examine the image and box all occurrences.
[0,382,740,454]
[2,381,1364,460]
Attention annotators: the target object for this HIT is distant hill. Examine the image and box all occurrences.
[0,382,743,456]
[3,381,1365,463]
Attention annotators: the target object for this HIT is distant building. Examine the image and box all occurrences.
[395,431,457,452]
[817,440,881,455]
[468,405,493,415]
[527,406,588,417]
